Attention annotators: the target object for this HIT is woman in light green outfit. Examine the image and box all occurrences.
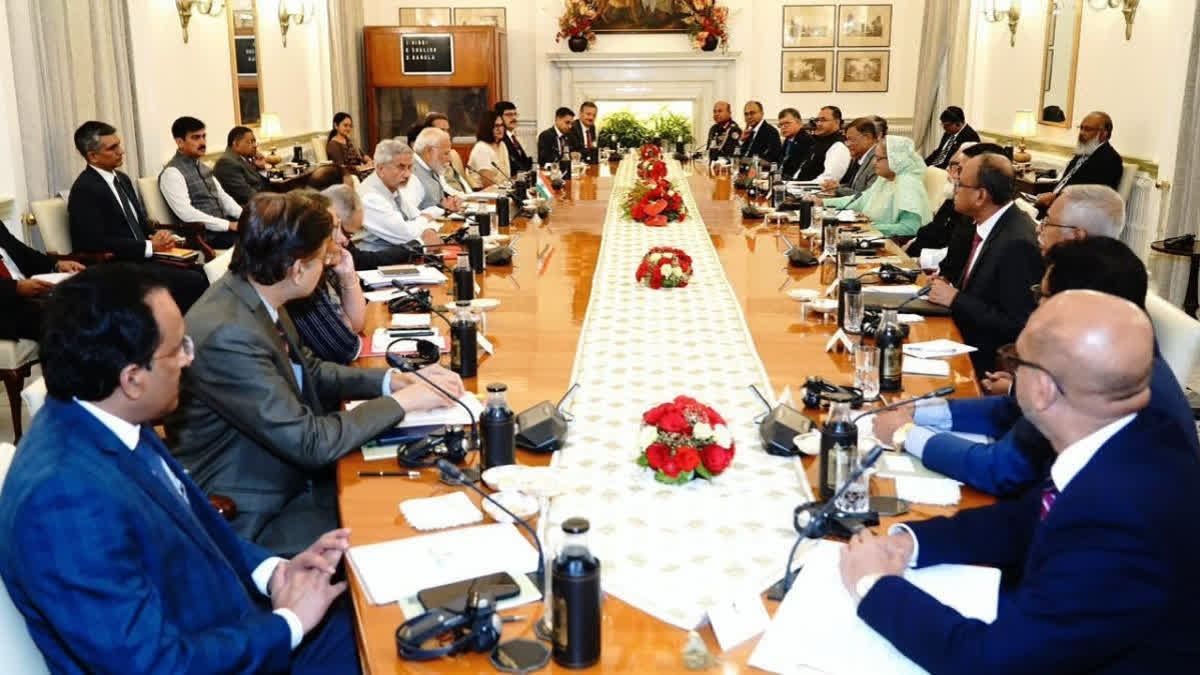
[814,135,933,237]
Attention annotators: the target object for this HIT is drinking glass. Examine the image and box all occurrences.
[844,291,865,335]
[854,345,880,400]
[822,222,838,258]
[834,445,871,514]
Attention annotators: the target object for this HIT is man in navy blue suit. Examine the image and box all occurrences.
[0,264,360,673]
[873,236,1197,496]
[840,290,1200,673]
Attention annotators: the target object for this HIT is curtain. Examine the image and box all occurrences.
[1149,2,1200,304]
[910,0,962,155]
[327,0,365,150]
[6,0,142,203]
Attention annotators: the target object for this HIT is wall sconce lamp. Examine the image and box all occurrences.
[981,0,1022,47]
[1089,0,1139,40]
[279,0,315,47]
[176,0,225,44]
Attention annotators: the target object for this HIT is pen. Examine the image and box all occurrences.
[501,616,525,623]
[358,471,420,478]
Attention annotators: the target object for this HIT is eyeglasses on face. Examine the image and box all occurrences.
[153,335,194,362]
[996,344,1065,394]
[1037,217,1080,232]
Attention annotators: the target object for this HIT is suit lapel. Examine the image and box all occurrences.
[277,308,322,412]
[226,275,305,398]
[962,207,1013,292]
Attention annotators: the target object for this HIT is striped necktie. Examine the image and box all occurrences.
[1039,480,1059,521]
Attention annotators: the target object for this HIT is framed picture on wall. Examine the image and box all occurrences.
[1048,11,1057,46]
[781,51,834,93]
[782,5,836,48]
[837,4,892,48]
[454,7,507,29]
[1044,49,1054,91]
[836,50,889,92]
[399,7,451,27]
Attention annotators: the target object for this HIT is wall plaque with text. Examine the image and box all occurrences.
[401,34,454,75]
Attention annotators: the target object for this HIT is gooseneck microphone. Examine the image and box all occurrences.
[490,161,513,181]
[436,458,546,587]
[895,284,934,312]
[385,337,479,453]
[770,445,886,599]
[850,385,955,424]
[390,279,456,329]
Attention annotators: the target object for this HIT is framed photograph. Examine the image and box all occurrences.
[781,51,834,93]
[1044,49,1054,92]
[399,7,451,27]
[836,50,890,92]
[782,5,836,48]
[233,11,255,31]
[591,1,689,33]
[837,4,892,48]
[1048,11,1056,46]
[454,7,506,29]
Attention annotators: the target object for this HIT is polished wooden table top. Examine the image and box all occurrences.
[339,163,987,673]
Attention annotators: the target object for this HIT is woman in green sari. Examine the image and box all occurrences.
[814,135,933,237]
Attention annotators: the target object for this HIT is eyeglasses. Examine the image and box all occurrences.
[1029,282,1050,304]
[955,182,983,191]
[154,335,194,362]
[996,344,1064,394]
[1036,217,1080,232]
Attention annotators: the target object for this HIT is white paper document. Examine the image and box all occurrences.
[357,266,446,289]
[902,356,951,377]
[749,541,999,675]
[347,391,484,429]
[863,284,923,296]
[347,523,539,605]
[364,289,402,303]
[904,339,978,359]
[390,313,431,329]
[894,475,963,506]
[369,329,445,355]
[30,272,73,284]
[398,492,482,531]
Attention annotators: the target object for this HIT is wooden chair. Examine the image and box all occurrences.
[0,341,37,441]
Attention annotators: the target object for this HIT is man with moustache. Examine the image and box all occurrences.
[1034,111,1123,213]
[788,105,850,184]
[735,101,781,163]
[705,100,742,160]
[158,116,242,250]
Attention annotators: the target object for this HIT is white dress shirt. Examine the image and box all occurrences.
[0,246,26,280]
[74,398,303,648]
[815,142,852,184]
[91,165,153,258]
[159,164,242,231]
[960,201,1014,284]
[356,172,436,248]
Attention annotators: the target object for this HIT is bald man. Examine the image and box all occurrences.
[705,101,741,160]
[875,236,1197,496]
[841,290,1200,673]
[736,101,781,163]
[1037,183,1124,255]
[1035,111,1124,212]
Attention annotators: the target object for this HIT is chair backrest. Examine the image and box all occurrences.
[1117,162,1138,208]
[136,176,178,225]
[921,166,947,215]
[28,199,71,254]
[0,442,52,674]
[202,247,234,283]
[311,137,328,164]
[20,378,45,418]
[1146,290,1200,383]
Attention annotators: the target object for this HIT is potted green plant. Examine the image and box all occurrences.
[597,111,650,150]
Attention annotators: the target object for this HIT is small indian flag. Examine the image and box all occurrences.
[535,171,555,201]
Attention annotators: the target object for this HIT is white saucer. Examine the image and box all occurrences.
[809,298,838,313]
[482,490,539,523]
[786,288,819,302]
[793,430,820,456]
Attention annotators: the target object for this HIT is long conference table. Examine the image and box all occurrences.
[339,162,989,673]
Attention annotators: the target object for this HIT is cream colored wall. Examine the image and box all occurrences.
[964,0,1195,177]
[0,3,25,230]
[369,0,926,134]
[128,1,331,172]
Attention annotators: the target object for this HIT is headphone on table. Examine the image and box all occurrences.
[396,589,502,661]
[385,339,467,467]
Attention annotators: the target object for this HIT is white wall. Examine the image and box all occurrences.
[369,0,926,136]
[0,0,26,232]
[965,0,1195,177]
[129,1,331,171]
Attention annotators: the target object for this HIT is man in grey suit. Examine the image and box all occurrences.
[824,117,879,197]
[411,127,462,213]
[213,126,271,206]
[165,191,464,555]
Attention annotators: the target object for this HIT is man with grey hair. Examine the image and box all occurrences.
[356,139,441,249]
[1037,184,1125,255]
[411,127,462,212]
[322,184,418,269]
[1035,110,1123,212]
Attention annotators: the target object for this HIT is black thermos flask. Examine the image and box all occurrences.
[552,517,602,668]
[449,301,478,379]
[496,197,510,228]
[480,382,515,468]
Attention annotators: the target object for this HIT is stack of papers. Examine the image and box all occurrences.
[399,492,482,530]
[749,541,999,674]
[904,339,977,359]
[346,391,485,429]
[346,523,539,605]
[902,356,951,377]
[357,266,446,289]
[390,313,432,329]
[865,284,923,296]
[365,330,446,357]
[30,272,74,284]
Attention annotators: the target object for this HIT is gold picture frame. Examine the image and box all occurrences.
[399,7,451,27]
[836,50,890,93]
[453,7,506,29]
[782,5,836,48]
[837,4,892,48]
[781,51,834,93]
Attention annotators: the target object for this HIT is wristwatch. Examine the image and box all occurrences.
[855,573,882,601]
[891,422,915,451]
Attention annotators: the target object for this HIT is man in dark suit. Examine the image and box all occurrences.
[908,142,1005,257]
[825,117,879,197]
[495,100,533,173]
[840,290,1200,673]
[775,108,811,178]
[213,125,270,206]
[567,101,598,158]
[736,101,781,163]
[0,224,84,340]
[537,106,575,166]
[928,153,1043,373]
[0,264,360,673]
[165,192,463,555]
[704,101,741,160]
[924,106,980,169]
[788,106,849,183]
[875,236,1197,497]
[1035,111,1124,213]
[67,121,208,311]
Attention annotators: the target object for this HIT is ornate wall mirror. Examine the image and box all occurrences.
[228,0,262,125]
[1038,0,1082,128]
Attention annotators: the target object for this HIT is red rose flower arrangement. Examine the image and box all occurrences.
[638,143,662,160]
[636,157,668,181]
[636,395,735,485]
[623,179,687,226]
[635,247,693,289]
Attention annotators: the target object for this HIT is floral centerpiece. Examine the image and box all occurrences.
[555,0,598,49]
[677,0,730,51]
[636,396,735,484]
[623,178,686,226]
[637,157,668,181]
[635,247,693,289]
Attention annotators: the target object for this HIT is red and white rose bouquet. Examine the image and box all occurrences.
[636,395,735,484]
[623,178,687,226]
[635,247,693,289]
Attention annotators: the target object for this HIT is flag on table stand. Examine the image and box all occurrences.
[535,172,555,201]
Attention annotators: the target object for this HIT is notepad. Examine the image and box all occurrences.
[346,391,485,429]
[357,266,446,289]
[390,313,432,329]
[399,492,483,531]
[904,339,977,358]
[902,356,951,377]
[749,540,999,675]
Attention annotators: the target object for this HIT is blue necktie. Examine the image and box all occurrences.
[134,436,189,507]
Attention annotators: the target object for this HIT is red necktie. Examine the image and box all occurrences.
[0,257,12,280]
[1039,481,1059,521]
[958,231,984,288]
[586,127,594,149]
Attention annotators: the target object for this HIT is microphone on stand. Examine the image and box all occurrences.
[390,279,455,326]
[436,458,546,588]
[385,342,480,471]
[767,445,886,601]
[850,385,954,424]
[491,161,513,182]
[894,285,934,312]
